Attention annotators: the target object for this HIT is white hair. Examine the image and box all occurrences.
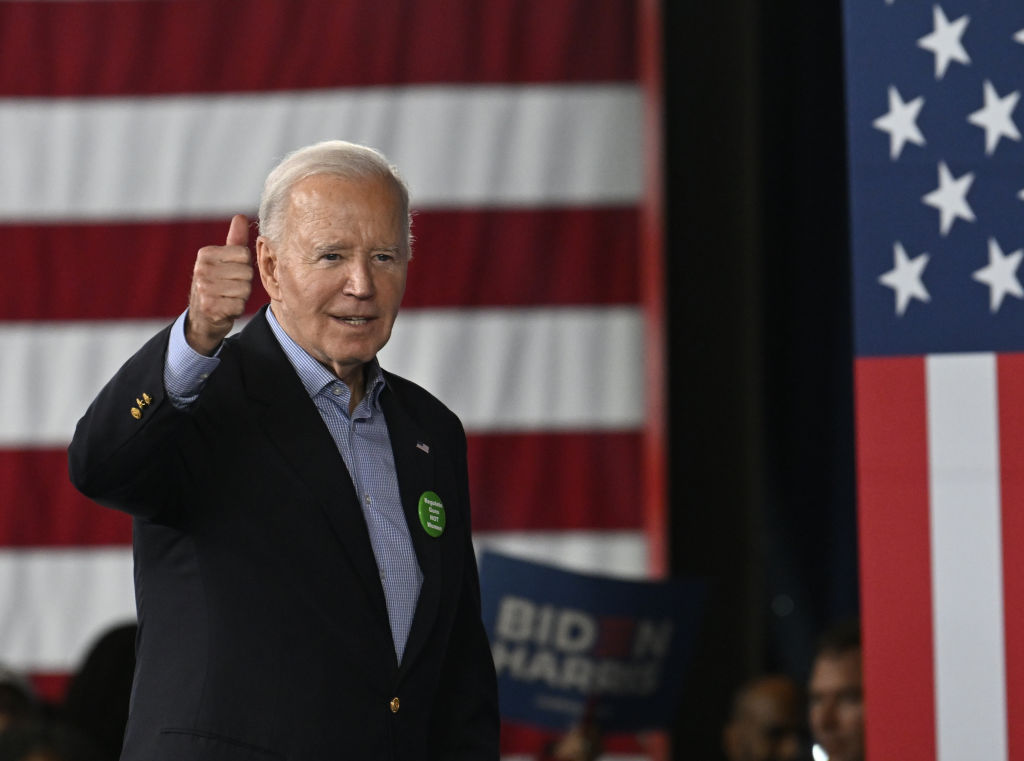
[257,140,412,254]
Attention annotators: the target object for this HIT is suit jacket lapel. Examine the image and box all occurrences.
[234,311,390,625]
[380,382,442,672]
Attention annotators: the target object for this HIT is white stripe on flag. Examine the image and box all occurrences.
[0,319,169,447]
[474,530,649,579]
[1,532,645,672]
[0,307,644,446]
[926,353,1007,761]
[0,548,136,672]
[0,85,642,221]
[381,306,644,433]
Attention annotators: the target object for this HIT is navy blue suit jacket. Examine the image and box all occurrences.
[68,307,499,761]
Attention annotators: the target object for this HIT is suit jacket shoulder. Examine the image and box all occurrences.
[382,370,466,442]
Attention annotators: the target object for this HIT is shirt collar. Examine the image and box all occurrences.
[265,306,386,411]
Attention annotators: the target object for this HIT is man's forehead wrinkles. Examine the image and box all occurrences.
[297,205,342,228]
[314,241,353,252]
[310,240,399,253]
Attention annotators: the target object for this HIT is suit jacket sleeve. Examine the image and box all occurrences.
[68,323,197,519]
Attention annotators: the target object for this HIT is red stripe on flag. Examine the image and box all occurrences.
[1,209,638,321]
[854,357,936,761]
[500,724,644,755]
[638,0,666,581]
[3,221,252,323]
[998,353,1024,761]
[408,208,638,308]
[0,450,132,547]
[0,0,636,97]
[27,673,73,705]
[468,432,642,531]
[2,433,641,546]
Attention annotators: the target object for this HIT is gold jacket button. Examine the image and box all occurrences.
[389,697,400,714]
[130,407,142,420]
[141,393,153,405]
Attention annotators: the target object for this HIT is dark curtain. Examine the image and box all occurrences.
[663,1,857,757]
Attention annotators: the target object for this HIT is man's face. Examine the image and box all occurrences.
[724,678,804,761]
[257,173,408,386]
[808,650,864,761]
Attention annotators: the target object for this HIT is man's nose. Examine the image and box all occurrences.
[343,257,374,297]
[818,700,838,728]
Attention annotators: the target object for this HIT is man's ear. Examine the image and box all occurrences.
[256,237,281,300]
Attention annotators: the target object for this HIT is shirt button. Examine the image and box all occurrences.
[332,385,343,396]
[365,494,371,504]
[199,373,209,380]
[390,697,400,714]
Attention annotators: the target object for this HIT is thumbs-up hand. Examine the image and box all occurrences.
[185,214,254,355]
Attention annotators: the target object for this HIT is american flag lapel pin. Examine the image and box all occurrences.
[416,441,430,454]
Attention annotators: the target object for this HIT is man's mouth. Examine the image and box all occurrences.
[335,316,373,326]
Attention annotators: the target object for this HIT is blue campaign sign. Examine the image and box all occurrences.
[479,551,706,732]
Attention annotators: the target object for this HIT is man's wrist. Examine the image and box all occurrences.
[184,314,226,356]
[166,310,222,407]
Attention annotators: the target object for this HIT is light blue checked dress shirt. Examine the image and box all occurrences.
[164,309,423,662]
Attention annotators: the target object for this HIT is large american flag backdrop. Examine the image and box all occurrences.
[0,1,664,756]
[844,1,1024,759]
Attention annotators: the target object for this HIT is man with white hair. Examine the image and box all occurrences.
[69,140,499,761]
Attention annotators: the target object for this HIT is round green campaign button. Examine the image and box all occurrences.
[418,491,446,538]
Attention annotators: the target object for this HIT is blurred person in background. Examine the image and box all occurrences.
[722,674,806,761]
[0,721,103,761]
[0,666,37,734]
[807,620,863,761]
[61,623,136,761]
[541,721,602,761]
[540,671,807,761]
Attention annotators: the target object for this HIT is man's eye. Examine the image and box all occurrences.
[374,253,395,263]
[322,253,340,261]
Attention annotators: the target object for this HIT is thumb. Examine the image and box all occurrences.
[225,214,250,247]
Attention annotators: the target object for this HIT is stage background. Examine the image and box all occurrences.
[1,2,864,760]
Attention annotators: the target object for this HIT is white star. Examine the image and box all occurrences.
[873,86,926,159]
[967,80,1021,155]
[880,242,930,316]
[1019,188,1024,201]
[922,161,975,235]
[1015,29,1024,45]
[973,238,1024,312]
[918,5,970,79]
